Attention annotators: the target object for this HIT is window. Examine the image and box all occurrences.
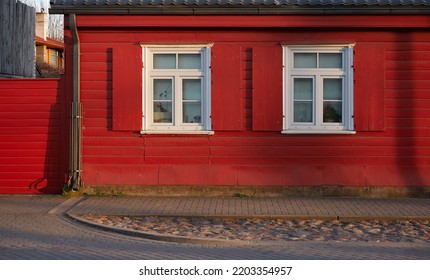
[141,45,212,134]
[283,45,355,134]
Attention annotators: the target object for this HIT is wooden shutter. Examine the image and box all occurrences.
[112,45,142,131]
[252,45,283,131]
[211,44,243,131]
[354,44,385,131]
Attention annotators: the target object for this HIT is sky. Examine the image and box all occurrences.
[17,0,50,12]
[17,0,64,41]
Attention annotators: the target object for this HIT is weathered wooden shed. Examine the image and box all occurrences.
[47,0,430,196]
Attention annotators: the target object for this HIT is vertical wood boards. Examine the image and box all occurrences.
[112,45,143,131]
[0,0,35,78]
[211,44,243,131]
[354,43,386,131]
[252,45,283,131]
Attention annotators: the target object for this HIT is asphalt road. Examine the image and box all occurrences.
[1,196,429,260]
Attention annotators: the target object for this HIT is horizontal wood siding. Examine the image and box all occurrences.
[75,20,430,188]
[75,15,430,29]
[242,47,253,130]
[0,79,66,194]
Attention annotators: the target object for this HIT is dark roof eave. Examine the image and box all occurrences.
[49,6,430,16]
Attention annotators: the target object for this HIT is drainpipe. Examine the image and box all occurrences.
[68,14,83,192]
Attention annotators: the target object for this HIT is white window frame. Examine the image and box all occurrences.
[282,44,355,134]
[141,44,213,134]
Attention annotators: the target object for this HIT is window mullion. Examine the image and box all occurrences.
[315,75,323,126]
[174,74,181,127]
[342,77,347,126]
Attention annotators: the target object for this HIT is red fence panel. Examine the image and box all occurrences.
[0,78,66,194]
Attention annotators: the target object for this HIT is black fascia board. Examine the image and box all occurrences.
[49,5,430,15]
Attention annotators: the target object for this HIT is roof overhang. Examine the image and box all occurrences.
[49,5,430,15]
[35,36,65,50]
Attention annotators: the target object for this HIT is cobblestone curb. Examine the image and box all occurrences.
[68,213,430,245]
[67,213,255,246]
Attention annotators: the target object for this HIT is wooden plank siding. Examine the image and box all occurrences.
[72,17,430,188]
[0,79,66,194]
[74,15,430,29]
[252,45,283,131]
[241,47,253,131]
[211,44,243,131]
[112,45,143,131]
[354,43,386,131]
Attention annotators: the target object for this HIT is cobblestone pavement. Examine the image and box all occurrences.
[81,215,430,243]
[1,196,430,260]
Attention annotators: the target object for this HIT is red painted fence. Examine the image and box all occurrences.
[0,79,66,194]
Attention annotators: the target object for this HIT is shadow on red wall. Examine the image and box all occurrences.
[394,31,429,193]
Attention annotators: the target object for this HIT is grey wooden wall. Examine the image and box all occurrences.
[0,0,35,78]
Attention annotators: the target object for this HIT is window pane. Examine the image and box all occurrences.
[294,78,313,100]
[323,101,342,123]
[153,79,173,123]
[293,78,313,123]
[294,53,317,68]
[153,102,172,123]
[183,103,201,123]
[294,101,313,123]
[49,50,57,66]
[153,79,172,100]
[183,79,201,100]
[179,54,201,69]
[320,53,342,68]
[154,54,176,69]
[323,78,342,100]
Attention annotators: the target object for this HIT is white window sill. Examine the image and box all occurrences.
[140,130,214,135]
[282,130,356,135]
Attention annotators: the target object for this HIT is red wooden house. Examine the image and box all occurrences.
[47,0,430,196]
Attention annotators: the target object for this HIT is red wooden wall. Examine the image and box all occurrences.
[68,15,430,188]
[0,79,66,194]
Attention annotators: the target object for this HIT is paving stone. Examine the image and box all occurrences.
[1,196,430,260]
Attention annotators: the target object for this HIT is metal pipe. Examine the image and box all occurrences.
[68,14,83,192]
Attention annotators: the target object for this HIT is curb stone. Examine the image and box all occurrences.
[48,197,86,215]
[67,213,255,246]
